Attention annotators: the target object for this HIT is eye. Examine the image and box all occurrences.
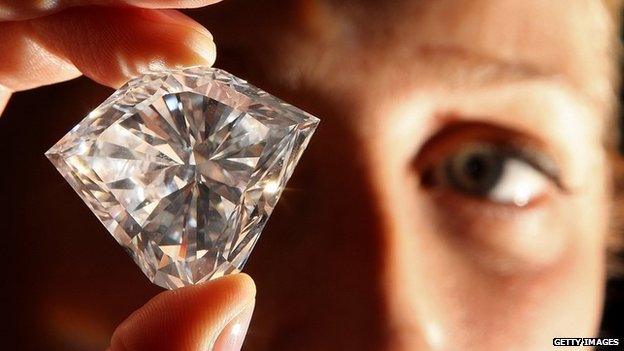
[426,143,553,206]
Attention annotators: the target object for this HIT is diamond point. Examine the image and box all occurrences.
[46,67,319,289]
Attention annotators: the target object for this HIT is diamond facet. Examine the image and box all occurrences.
[46,67,319,289]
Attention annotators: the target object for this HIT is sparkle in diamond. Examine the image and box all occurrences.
[46,67,319,289]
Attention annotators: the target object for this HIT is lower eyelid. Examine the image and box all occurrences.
[427,189,548,217]
[426,191,568,273]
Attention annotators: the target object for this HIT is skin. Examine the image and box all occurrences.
[1,0,619,350]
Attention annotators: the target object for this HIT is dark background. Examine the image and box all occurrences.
[2,11,624,351]
[601,19,624,343]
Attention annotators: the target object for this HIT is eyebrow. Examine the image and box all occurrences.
[417,43,617,116]
[414,44,559,87]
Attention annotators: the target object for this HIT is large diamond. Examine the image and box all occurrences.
[46,67,319,289]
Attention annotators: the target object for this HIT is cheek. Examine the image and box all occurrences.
[436,159,610,339]
[376,150,610,349]
[421,192,608,349]
[425,197,568,273]
[452,243,606,350]
[427,190,609,275]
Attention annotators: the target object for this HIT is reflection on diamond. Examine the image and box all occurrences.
[46,67,319,289]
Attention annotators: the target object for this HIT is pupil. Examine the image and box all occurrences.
[464,155,488,182]
[446,149,504,196]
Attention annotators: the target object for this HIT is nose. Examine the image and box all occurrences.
[363,111,452,351]
[245,92,406,350]
[246,89,449,351]
[376,226,451,351]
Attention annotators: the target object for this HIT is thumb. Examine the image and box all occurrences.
[109,274,256,351]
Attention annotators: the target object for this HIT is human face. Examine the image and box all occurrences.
[201,0,617,349]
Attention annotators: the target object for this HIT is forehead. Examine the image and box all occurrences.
[290,0,615,107]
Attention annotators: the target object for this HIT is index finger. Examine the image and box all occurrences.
[0,0,224,20]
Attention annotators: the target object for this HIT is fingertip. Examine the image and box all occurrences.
[136,8,217,71]
[228,273,257,298]
[110,274,256,351]
[30,7,218,89]
[180,31,217,69]
[96,8,218,87]
[174,273,256,302]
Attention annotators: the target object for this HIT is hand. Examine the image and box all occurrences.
[0,0,221,115]
[1,2,257,350]
[108,274,256,351]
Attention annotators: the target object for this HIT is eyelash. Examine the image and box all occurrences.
[491,146,564,188]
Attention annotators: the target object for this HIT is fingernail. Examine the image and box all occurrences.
[152,9,217,66]
[191,39,217,66]
[214,301,255,351]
